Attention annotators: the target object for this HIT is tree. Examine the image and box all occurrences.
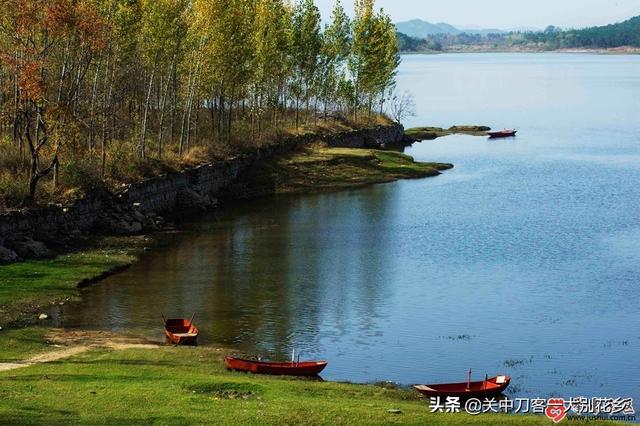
[290,0,321,127]
[389,90,415,123]
[371,10,400,115]
[348,0,374,120]
[253,0,291,133]
[137,0,188,159]
[319,0,351,117]
[0,0,105,202]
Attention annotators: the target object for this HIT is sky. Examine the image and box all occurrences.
[314,0,639,30]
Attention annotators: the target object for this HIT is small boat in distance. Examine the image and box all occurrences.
[414,370,511,399]
[488,129,517,138]
[225,356,328,376]
[163,315,199,345]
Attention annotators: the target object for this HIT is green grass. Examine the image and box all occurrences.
[0,237,142,326]
[0,327,53,361]
[240,147,454,197]
[0,345,611,425]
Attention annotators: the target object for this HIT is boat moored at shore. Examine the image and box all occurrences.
[225,356,328,376]
[488,129,517,138]
[414,372,511,399]
[164,316,199,345]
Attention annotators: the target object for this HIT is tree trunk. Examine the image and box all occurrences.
[157,63,172,158]
[170,61,177,144]
[227,88,234,142]
[140,68,155,159]
[13,52,20,153]
[89,60,101,151]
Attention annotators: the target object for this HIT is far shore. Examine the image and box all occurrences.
[401,45,640,55]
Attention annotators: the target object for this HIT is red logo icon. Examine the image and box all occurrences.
[545,398,568,423]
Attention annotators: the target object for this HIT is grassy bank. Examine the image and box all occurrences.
[0,117,391,210]
[0,327,53,361]
[0,236,147,327]
[238,147,453,196]
[405,126,490,141]
[0,333,612,425]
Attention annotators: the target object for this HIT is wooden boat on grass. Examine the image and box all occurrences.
[414,371,510,399]
[164,315,199,346]
[224,356,328,376]
[488,129,517,138]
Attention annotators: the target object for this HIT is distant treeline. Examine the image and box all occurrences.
[399,15,640,51]
[526,16,640,48]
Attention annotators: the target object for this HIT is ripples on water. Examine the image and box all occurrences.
[61,54,640,401]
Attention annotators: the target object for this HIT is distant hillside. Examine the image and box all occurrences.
[395,19,509,38]
[395,19,460,38]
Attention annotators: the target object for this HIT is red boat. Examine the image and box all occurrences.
[224,356,328,376]
[164,317,199,345]
[488,129,517,138]
[414,372,511,399]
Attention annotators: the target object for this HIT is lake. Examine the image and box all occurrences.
[59,53,640,401]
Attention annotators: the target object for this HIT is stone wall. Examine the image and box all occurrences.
[0,123,406,263]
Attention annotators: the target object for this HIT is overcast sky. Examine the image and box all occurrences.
[314,0,638,30]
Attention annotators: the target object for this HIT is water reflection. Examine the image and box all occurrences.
[62,186,397,359]
[60,54,640,402]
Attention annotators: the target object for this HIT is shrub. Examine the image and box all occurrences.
[60,159,104,192]
[0,172,29,208]
[0,138,24,173]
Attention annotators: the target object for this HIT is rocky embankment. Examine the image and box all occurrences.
[0,124,411,264]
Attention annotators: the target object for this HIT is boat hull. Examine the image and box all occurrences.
[164,319,199,345]
[414,376,511,399]
[488,130,517,138]
[225,356,328,376]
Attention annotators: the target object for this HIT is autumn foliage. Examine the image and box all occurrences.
[0,0,399,206]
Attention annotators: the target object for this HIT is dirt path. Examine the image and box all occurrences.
[0,329,160,373]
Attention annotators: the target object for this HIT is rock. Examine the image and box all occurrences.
[11,238,51,259]
[110,220,143,235]
[132,210,147,223]
[38,313,49,320]
[0,246,19,264]
[177,187,210,211]
[128,221,143,233]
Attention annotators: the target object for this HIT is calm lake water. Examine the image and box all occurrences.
[61,54,640,401]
